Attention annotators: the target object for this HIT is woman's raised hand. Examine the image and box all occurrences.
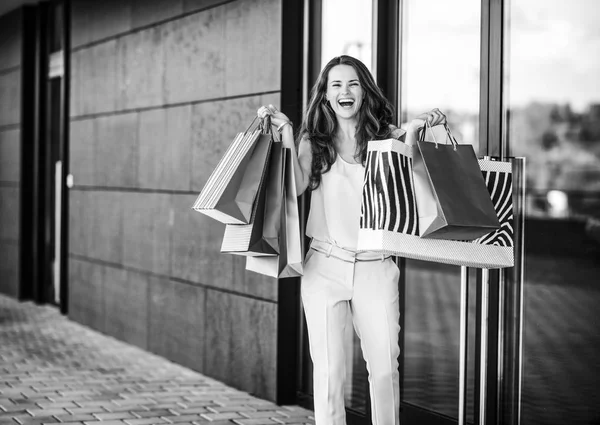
[257,104,293,134]
[404,108,447,147]
[257,104,295,149]
[408,108,447,131]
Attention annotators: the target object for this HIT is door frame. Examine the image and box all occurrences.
[18,0,70,314]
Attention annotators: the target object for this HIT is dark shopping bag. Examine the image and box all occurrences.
[413,123,500,240]
[246,147,304,278]
[357,137,514,269]
[220,142,284,256]
[192,117,272,224]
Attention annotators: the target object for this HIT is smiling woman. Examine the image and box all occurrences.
[257,54,445,425]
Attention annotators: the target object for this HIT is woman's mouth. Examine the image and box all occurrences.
[338,98,355,108]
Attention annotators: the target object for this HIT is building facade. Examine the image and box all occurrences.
[1,0,599,424]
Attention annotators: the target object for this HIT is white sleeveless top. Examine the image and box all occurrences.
[306,154,364,250]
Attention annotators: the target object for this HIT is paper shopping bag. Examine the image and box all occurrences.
[413,123,500,240]
[220,142,284,256]
[360,138,419,236]
[192,118,272,224]
[357,139,514,269]
[246,147,304,278]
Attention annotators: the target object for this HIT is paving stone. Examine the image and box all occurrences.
[199,413,243,422]
[130,411,173,419]
[15,416,60,425]
[0,296,315,425]
[160,415,205,424]
[25,410,67,418]
[53,415,97,422]
[232,419,280,425]
[122,419,167,425]
[82,421,126,425]
[63,409,107,416]
[237,412,284,420]
[91,413,135,421]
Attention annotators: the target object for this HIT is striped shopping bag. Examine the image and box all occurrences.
[220,142,284,256]
[192,118,272,225]
[357,138,514,269]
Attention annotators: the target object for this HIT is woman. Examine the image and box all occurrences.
[258,55,446,425]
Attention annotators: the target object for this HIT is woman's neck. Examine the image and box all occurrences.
[334,118,358,149]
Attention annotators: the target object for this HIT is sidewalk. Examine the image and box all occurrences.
[0,295,314,425]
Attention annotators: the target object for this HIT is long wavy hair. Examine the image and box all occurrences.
[297,55,395,190]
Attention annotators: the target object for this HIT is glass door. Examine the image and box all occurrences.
[504,1,600,423]
[398,0,482,423]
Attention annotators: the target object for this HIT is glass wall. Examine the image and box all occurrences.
[505,1,600,424]
[400,0,481,422]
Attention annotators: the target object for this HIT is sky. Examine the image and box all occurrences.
[319,0,600,114]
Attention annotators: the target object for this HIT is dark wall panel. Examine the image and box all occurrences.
[0,242,19,297]
[68,0,283,401]
[0,187,19,241]
[71,0,132,49]
[148,278,206,372]
[104,267,149,349]
[0,9,22,298]
[131,0,183,29]
[0,9,22,70]
[0,129,21,182]
[205,289,277,401]
[0,71,21,126]
[138,105,192,190]
[68,259,106,331]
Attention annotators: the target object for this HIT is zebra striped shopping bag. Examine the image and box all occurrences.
[357,139,514,269]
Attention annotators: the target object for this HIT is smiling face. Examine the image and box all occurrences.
[325,64,364,121]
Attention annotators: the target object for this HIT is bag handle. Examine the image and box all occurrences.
[443,123,459,150]
[419,120,458,151]
[245,115,260,133]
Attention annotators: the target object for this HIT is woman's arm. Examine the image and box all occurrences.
[280,125,312,196]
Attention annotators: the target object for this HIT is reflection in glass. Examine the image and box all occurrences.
[505,1,600,424]
[321,0,373,72]
[401,0,481,150]
[400,0,481,421]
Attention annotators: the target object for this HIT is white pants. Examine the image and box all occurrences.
[301,245,401,425]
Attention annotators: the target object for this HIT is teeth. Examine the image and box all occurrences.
[338,99,354,106]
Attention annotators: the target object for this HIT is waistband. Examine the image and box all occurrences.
[310,239,390,263]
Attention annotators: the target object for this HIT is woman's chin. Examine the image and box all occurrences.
[334,108,359,120]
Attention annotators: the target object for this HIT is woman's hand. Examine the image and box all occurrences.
[257,104,294,147]
[408,108,447,132]
[405,108,447,147]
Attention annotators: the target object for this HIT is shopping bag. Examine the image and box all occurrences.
[413,123,500,240]
[192,117,272,224]
[220,142,284,256]
[360,138,419,236]
[246,147,304,278]
[357,138,514,269]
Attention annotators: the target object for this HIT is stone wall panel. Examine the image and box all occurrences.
[0,129,20,182]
